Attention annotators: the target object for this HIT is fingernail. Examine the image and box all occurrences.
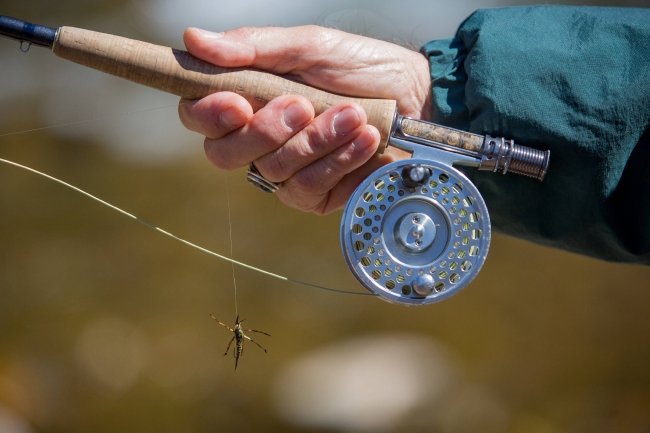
[220,107,247,129]
[193,28,224,39]
[282,102,311,130]
[333,107,361,135]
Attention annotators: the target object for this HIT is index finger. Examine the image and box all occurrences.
[183,26,354,72]
[182,26,401,100]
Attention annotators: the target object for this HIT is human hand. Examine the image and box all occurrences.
[178,25,432,214]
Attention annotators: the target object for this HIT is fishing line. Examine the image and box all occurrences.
[0,102,189,138]
[225,173,240,316]
[0,157,374,296]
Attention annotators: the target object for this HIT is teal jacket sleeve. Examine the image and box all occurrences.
[421,6,650,265]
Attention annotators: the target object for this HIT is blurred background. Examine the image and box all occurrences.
[1,0,649,432]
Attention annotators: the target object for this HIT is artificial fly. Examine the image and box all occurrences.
[210,315,270,370]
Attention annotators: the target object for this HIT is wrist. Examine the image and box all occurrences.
[412,51,433,122]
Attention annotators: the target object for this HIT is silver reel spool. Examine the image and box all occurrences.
[341,158,490,305]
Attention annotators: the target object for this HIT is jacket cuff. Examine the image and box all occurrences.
[420,38,470,132]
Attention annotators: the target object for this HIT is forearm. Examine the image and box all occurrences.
[421,5,650,264]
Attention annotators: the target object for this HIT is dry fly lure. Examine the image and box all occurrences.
[210,314,270,370]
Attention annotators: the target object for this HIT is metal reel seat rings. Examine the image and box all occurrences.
[340,159,491,306]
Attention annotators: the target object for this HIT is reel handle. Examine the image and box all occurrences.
[52,26,398,151]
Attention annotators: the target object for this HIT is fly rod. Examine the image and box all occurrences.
[0,15,551,306]
[0,15,548,178]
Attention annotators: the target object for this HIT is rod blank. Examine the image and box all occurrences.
[0,15,57,48]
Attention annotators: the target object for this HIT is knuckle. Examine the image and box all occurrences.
[178,110,193,131]
[203,139,237,171]
[292,165,323,194]
[292,201,312,213]
[262,152,290,181]
[314,153,350,183]
[178,102,197,131]
[311,204,329,216]
[304,128,332,155]
[232,26,257,39]
[301,25,330,42]
[278,182,329,215]
[301,24,319,34]
[248,107,285,136]
[334,145,364,174]
[286,127,333,163]
[293,197,320,214]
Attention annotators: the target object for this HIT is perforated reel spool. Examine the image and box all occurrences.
[340,159,491,305]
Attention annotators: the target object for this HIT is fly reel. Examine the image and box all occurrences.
[341,116,550,305]
[341,159,490,305]
[0,17,550,305]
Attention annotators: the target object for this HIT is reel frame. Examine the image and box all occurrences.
[340,138,492,306]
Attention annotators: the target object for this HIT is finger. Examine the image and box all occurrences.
[184,26,342,71]
[183,26,386,94]
[178,92,253,139]
[276,124,380,212]
[319,149,407,214]
[203,95,314,171]
[285,146,409,215]
[255,102,368,183]
[183,26,432,119]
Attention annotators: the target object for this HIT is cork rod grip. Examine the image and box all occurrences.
[52,27,397,152]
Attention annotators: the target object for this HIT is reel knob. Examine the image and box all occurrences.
[401,164,431,188]
[412,274,435,296]
[340,159,491,306]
